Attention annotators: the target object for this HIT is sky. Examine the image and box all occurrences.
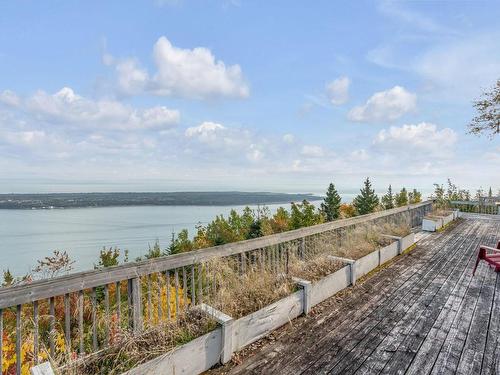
[0,0,499,195]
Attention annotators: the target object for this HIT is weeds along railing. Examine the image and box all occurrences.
[0,201,432,374]
[450,200,500,215]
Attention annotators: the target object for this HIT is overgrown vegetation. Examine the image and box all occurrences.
[62,309,216,375]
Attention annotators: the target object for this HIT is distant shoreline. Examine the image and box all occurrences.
[0,191,322,210]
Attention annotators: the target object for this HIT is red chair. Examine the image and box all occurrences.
[473,241,500,275]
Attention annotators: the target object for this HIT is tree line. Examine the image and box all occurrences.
[167,178,422,256]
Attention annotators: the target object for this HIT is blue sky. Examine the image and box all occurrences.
[0,0,499,195]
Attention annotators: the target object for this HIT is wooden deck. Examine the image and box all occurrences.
[226,215,500,374]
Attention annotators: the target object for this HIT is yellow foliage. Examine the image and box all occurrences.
[143,284,190,325]
[2,330,64,375]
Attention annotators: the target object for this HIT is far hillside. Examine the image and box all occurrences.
[0,191,321,209]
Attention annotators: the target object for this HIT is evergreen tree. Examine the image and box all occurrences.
[395,187,409,207]
[290,200,324,229]
[320,183,342,221]
[2,269,14,286]
[488,187,493,198]
[169,230,193,255]
[353,178,379,215]
[381,185,395,209]
[408,189,422,204]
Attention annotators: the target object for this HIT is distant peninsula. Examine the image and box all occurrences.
[0,192,322,209]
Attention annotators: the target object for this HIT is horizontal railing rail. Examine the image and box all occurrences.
[0,200,432,375]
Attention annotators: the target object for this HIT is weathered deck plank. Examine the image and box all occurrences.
[223,216,500,375]
[264,222,469,375]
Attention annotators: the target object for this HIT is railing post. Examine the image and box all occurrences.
[128,277,143,333]
[198,304,234,364]
[293,277,312,315]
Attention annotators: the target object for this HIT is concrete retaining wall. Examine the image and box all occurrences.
[310,265,351,306]
[122,328,222,375]
[379,241,399,264]
[401,233,416,252]
[232,290,303,351]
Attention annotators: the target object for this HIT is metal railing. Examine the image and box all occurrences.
[450,200,500,215]
[0,201,432,374]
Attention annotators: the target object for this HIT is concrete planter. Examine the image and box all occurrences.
[309,265,351,307]
[352,238,402,279]
[400,233,416,252]
[423,212,454,232]
[355,249,380,279]
[379,241,399,264]
[122,328,222,375]
[441,212,454,226]
[423,216,444,232]
[232,290,303,351]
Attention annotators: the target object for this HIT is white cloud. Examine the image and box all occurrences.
[185,121,226,143]
[348,86,416,122]
[0,90,21,107]
[116,59,149,95]
[8,87,180,131]
[283,133,295,144]
[246,144,264,162]
[301,145,325,158]
[114,36,249,99]
[414,33,500,98]
[3,130,47,146]
[377,0,457,36]
[373,122,457,157]
[326,76,350,105]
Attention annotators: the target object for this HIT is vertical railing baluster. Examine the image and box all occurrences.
[198,264,203,304]
[49,297,55,358]
[191,264,196,305]
[92,287,98,351]
[166,271,171,320]
[78,290,84,355]
[16,304,21,375]
[33,301,39,365]
[300,237,305,259]
[182,267,188,308]
[157,272,163,322]
[174,269,179,318]
[147,274,152,325]
[116,281,121,325]
[104,284,110,346]
[212,263,217,300]
[240,252,247,274]
[64,293,71,350]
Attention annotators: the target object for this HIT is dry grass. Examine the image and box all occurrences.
[329,224,399,260]
[288,254,345,282]
[59,309,216,375]
[376,221,412,237]
[429,209,452,217]
[208,258,296,319]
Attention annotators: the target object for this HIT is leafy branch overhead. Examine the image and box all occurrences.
[468,79,500,138]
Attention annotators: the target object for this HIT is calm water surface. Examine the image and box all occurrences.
[0,200,337,276]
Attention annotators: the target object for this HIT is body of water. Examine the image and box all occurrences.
[2,198,352,277]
